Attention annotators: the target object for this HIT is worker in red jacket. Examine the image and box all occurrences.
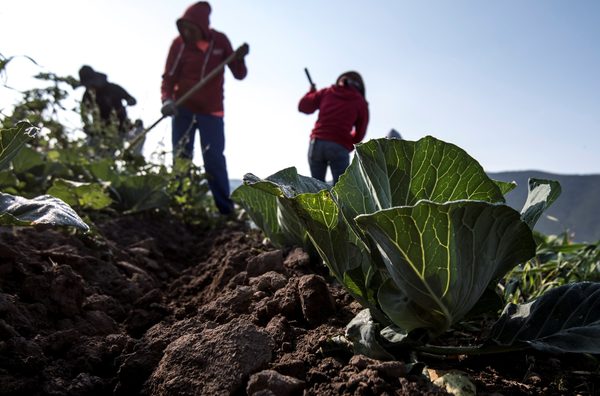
[298,71,369,184]
[161,1,249,215]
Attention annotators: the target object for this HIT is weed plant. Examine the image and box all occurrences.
[502,232,600,304]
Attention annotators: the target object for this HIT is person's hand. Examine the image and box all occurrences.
[127,97,137,106]
[235,43,249,60]
[161,99,177,117]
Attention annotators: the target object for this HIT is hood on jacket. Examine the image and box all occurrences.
[336,71,365,98]
[329,84,365,102]
[78,65,108,88]
[177,1,211,39]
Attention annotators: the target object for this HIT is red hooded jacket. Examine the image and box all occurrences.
[298,85,369,151]
[161,2,247,114]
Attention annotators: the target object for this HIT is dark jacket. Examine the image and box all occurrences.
[298,85,369,151]
[79,66,136,133]
[161,2,247,114]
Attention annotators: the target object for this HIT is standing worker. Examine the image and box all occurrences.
[386,128,402,139]
[160,1,249,215]
[298,71,369,184]
[78,65,137,137]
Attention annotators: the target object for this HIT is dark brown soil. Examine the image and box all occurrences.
[1,213,598,395]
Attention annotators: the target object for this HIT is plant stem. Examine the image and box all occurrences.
[415,343,527,356]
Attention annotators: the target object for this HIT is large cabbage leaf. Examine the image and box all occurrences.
[233,168,378,309]
[356,200,535,334]
[0,192,89,231]
[0,123,89,232]
[113,174,170,214]
[232,167,330,249]
[233,136,560,339]
[334,136,506,225]
[290,189,379,309]
[232,180,282,244]
[490,282,600,354]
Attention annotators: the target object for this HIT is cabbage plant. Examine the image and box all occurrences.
[233,136,600,356]
[0,121,89,231]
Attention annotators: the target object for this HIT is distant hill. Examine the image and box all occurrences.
[488,171,600,242]
[231,172,600,243]
[230,179,243,192]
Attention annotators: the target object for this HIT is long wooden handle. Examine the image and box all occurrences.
[175,43,248,106]
[304,67,314,87]
[123,43,249,156]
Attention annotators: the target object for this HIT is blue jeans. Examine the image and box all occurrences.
[172,107,233,214]
[308,138,350,184]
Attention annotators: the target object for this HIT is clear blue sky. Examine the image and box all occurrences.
[1,1,599,179]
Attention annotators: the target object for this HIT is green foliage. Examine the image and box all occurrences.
[1,72,77,151]
[0,52,215,226]
[356,200,536,333]
[234,136,600,357]
[112,173,170,214]
[0,120,88,231]
[79,90,124,156]
[0,120,38,170]
[167,158,215,224]
[234,137,559,334]
[0,192,89,231]
[47,179,112,210]
[232,167,329,248]
[491,282,600,354]
[502,232,600,304]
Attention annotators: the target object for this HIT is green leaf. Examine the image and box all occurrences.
[345,309,396,360]
[520,178,562,229]
[493,179,517,196]
[0,170,19,188]
[491,282,600,354]
[86,158,120,185]
[0,121,38,170]
[293,190,377,305]
[233,169,380,308]
[0,192,89,231]
[232,183,282,243]
[11,145,45,173]
[233,136,560,340]
[334,136,505,225]
[114,174,170,213]
[264,167,331,197]
[232,167,329,248]
[356,200,536,334]
[378,278,440,332]
[47,179,112,210]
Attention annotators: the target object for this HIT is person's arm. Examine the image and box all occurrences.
[222,34,248,80]
[161,39,184,116]
[124,91,136,106]
[161,39,183,102]
[298,88,322,114]
[351,101,369,143]
[113,84,136,106]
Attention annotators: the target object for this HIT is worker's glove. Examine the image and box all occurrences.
[161,99,177,117]
[235,43,250,60]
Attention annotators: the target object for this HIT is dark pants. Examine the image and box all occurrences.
[172,107,233,214]
[308,138,350,184]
